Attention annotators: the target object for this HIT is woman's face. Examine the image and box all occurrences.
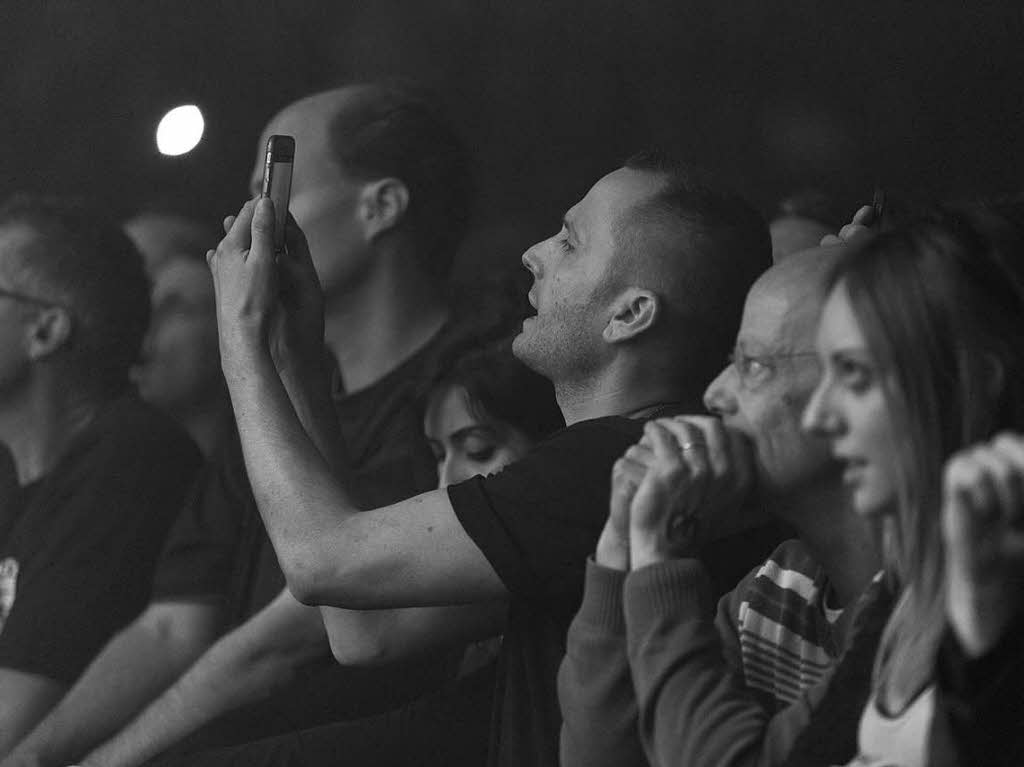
[423,385,535,488]
[802,282,899,517]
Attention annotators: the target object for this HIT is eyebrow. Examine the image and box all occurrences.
[830,345,871,357]
[449,424,497,443]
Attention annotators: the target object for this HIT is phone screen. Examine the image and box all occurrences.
[261,135,295,252]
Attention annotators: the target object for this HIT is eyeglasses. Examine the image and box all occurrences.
[728,346,818,391]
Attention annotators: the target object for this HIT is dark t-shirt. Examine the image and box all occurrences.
[0,396,202,685]
[447,413,786,767]
[149,329,455,733]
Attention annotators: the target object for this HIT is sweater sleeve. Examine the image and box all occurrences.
[624,559,823,767]
[558,559,648,767]
[929,611,1024,767]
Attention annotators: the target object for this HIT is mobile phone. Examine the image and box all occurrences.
[260,135,295,253]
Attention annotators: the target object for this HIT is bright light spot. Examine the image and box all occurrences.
[156,105,204,156]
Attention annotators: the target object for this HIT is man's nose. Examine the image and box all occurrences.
[521,242,544,280]
[703,365,738,416]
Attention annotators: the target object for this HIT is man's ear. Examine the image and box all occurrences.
[359,178,411,241]
[602,288,659,344]
[26,306,73,361]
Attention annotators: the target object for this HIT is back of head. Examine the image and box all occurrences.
[618,150,771,390]
[770,189,844,262]
[325,82,473,280]
[124,211,217,274]
[0,194,150,399]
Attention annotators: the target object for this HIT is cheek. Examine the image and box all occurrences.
[157,319,217,357]
[752,394,827,478]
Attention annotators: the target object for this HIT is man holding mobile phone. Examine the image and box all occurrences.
[4,83,473,767]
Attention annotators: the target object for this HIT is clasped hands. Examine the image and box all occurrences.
[597,416,755,572]
[206,197,325,379]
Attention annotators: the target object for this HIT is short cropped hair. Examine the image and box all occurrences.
[617,150,771,386]
[327,83,473,280]
[0,194,150,397]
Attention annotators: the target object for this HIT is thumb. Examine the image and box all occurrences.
[249,197,277,267]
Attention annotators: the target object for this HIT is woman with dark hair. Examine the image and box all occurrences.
[799,214,1024,766]
[423,336,563,488]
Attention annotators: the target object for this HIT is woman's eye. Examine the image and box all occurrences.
[464,443,497,463]
[836,357,871,390]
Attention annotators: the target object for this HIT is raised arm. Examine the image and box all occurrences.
[933,434,1024,765]
[208,199,506,609]
[322,601,506,667]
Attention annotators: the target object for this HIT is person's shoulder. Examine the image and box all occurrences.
[540,415,643,446]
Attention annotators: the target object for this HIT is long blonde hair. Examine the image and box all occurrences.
[830,214,1024,707]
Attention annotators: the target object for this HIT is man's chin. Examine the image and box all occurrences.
[510,328,545,375]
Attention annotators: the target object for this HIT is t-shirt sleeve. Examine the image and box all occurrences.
[0,412,202,685]
[447,418,638,605]
[149,432,251,604]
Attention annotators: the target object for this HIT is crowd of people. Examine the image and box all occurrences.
[0,80,1020,767]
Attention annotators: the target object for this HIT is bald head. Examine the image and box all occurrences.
[748,244,847,350]
[255,83,471,281]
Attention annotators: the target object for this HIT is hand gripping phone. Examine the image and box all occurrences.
[260,135,295,253]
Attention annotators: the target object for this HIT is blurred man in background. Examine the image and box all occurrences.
[0,195,202,757]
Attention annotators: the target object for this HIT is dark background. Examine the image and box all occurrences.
[2,1,1022,279]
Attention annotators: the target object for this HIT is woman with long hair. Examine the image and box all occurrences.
[799,211,1024,766]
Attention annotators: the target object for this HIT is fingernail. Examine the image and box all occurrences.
[257,197,273,215]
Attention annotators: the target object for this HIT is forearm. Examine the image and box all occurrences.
[558,560,648,767]
[625,559,798,767]
[0,672,64,759]
[83,594,327,767]
[3,611,216,766]
[278,352,350,477]
[223,338,361,584]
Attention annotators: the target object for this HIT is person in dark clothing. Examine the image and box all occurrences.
[200,150,778,766]
[0,195,203,757]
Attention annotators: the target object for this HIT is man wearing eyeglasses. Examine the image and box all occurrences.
[0,195,202,758]
[559,244,884,767]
